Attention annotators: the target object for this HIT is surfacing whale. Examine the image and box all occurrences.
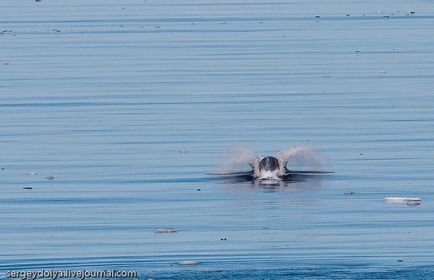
[213,146,332,185]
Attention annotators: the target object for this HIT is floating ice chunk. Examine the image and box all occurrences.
[177,260,199,265]
[384,197,421,204]
[155,228,177,234]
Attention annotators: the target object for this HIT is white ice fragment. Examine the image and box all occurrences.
[155,228,177,234]
[177,260,199,265]
[384,197,421,204]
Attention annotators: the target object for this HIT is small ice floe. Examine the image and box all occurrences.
[155,228,177,234]
[177,260,199,265]
[384,197,421,206]
[26,172,38,176]
[46,176,55,180]
[22,186,32,190]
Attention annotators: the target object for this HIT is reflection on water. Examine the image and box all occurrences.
[214,173,326,193]
[253,175,325,192]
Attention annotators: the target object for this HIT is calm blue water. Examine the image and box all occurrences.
[1,0,434,279]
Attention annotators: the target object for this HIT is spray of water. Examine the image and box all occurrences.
[219,147,261,177]
[275,146,324,173]
[220,145,325,176]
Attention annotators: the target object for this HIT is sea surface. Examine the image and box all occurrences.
[1,0,434,279]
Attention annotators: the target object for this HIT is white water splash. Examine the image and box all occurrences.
[220,145,326,177]
[276,146,324,173]
[220,147,260,176]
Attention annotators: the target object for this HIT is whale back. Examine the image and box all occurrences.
[259,156,280,172]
